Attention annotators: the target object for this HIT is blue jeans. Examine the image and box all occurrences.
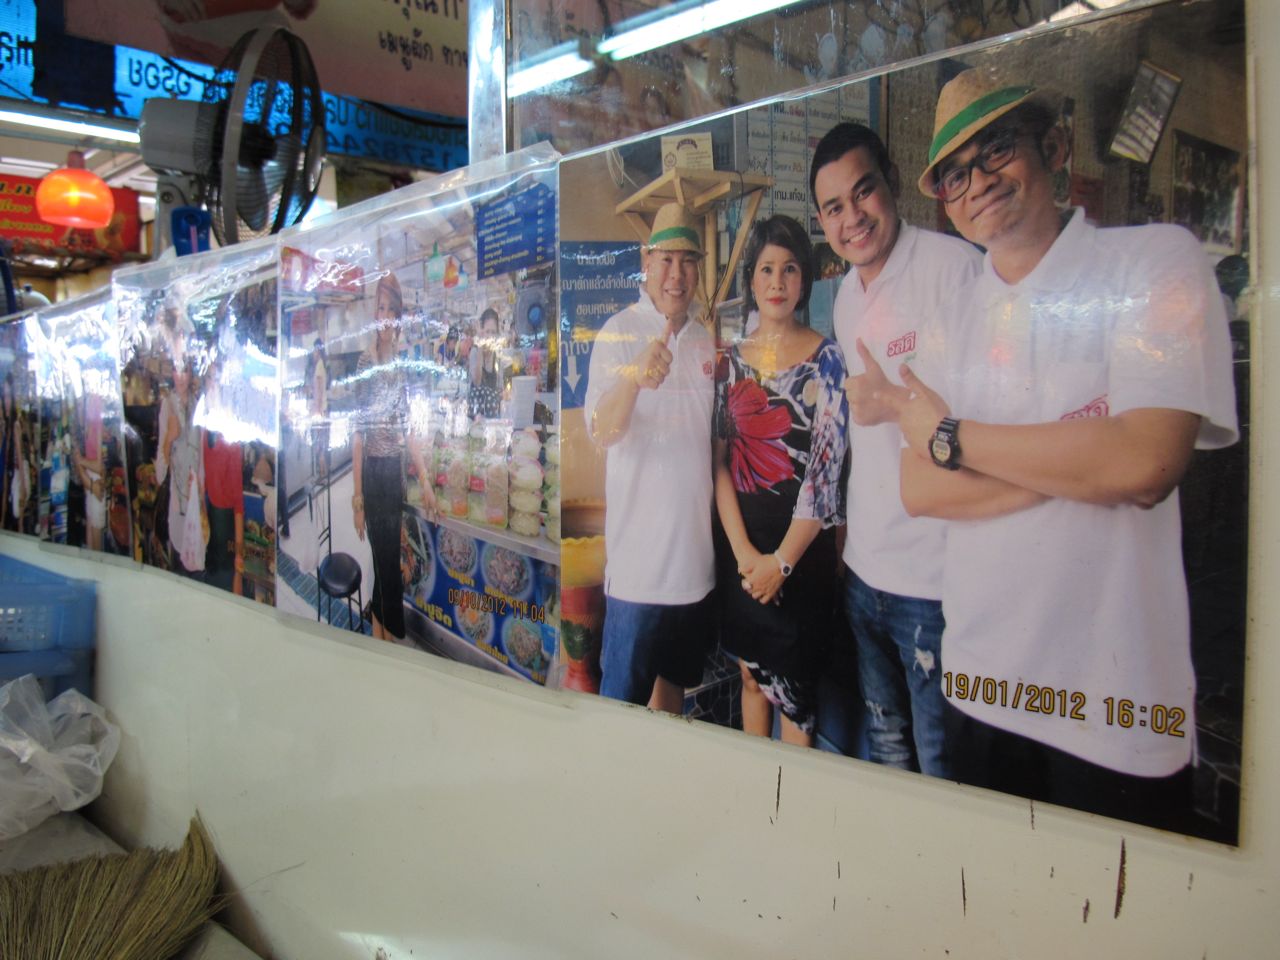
[844,570,952,778]
[599,593,715,705]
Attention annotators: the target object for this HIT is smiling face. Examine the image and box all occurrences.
[939,122,1063,256]
[750,243,804,325]
[814,145,901,286]
[644,249,701,323]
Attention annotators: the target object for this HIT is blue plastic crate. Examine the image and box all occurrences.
[0,648,94,700]
[0,555,97,655]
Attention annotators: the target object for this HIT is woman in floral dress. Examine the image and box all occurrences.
[714,215,849,747]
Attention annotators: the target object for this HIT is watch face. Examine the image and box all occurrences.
[931,437,952,464]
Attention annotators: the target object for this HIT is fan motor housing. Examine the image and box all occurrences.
[140,99,221,178]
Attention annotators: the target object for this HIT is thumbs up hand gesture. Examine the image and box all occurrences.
[631,319,676,390]
[844,338,911,426]
[883,363,952,458]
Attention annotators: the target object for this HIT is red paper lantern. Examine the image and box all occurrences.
[36,151,115,230]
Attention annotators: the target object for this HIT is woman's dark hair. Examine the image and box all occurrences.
[742,215,815,315]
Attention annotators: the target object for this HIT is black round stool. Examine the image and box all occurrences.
[316,551,363,633]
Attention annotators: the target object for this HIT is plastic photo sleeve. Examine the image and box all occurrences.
[556,0,1248,843]
[112,236,279,599]
[276,144,560,682]
[0,312,40,537]
[28,290,130,556]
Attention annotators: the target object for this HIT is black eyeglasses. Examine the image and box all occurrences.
[931,132,1021,203]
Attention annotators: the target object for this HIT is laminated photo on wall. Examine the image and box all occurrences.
[276,144,562,684]
[113,236,280,600]
[557,0,1248,844]
[28,290,130,556]
[0,311,40,537]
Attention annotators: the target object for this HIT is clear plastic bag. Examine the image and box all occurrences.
[0,674,120,841]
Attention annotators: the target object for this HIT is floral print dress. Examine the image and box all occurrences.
[714,337,849,692]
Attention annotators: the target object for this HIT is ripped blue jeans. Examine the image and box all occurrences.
[843,569,952,778]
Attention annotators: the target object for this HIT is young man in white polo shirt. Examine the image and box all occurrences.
[891,68,1237,829]
[585,203,717,714]
[811,122,980,776]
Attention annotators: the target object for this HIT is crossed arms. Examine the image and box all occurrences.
[847,338,1201,521]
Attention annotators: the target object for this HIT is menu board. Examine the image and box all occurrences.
[476,182,556,279]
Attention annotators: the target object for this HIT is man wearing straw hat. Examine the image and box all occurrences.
[882,67,1237,828]
[811,121,980,778]
[585,202,717,713]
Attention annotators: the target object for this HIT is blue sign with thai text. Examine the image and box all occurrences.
[558,241,642,410]
[475,183,555,280]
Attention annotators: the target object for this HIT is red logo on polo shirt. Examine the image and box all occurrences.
[1061,395,1109,419]
[886,331,916,358]
[703,360,713,377]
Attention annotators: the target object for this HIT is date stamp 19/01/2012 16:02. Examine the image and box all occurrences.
[942,672,1188,738]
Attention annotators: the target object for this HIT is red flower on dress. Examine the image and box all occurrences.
[726,378,794,494]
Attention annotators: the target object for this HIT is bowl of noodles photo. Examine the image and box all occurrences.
[481,543,533,600]
[454,603,494,647]
[437,527,479,577]
[502,617,547,674]
[401,516,436,608]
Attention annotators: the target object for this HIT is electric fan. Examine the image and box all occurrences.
[140,26,326,251]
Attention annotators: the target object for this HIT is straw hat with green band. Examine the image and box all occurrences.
[917,67,1061,197]
[647,202,703,254]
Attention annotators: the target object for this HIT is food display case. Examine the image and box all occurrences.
[276,144,562,682]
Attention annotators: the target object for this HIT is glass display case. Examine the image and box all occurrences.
[113,238,280,601]
[28,290,130,557]
[276,144,562,685]
[0,311,40,538]
[557,0,1248,842]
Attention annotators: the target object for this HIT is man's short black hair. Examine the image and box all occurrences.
[742,215,815,314]
[810,123,893,208]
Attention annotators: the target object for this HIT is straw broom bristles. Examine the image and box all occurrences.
[0,815,219,960]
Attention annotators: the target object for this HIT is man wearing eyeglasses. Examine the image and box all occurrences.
[885,68,1237,828]
[810,123,979,777]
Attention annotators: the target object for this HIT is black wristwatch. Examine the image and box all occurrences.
[929,417,962,470]
[774,552,794,577]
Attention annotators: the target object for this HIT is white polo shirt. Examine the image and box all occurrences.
[935,209,1238,776]
[584,291,716,605]
[833,222,982,599]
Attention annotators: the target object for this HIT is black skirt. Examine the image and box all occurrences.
[714,509,837,683]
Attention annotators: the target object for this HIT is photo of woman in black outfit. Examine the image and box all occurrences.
[352,270,437,640]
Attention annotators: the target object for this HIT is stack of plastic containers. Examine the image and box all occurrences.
[0,555,97,698]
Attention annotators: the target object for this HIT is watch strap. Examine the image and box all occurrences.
[930,417,962,470]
